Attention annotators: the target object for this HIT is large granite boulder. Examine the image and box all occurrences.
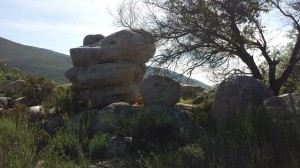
[263,93,300,140]
[65,29,156,108]
[212,76,274,124]
[65,63,145,88]
[141,75,181,107]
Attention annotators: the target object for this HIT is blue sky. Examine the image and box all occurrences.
[0,0,122,54]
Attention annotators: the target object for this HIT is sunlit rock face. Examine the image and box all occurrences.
[65,29,156,108]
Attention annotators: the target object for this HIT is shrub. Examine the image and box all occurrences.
[0,118,36,168]
[89,133,109,161]
[43,85,76,115]
[112,109,177,152]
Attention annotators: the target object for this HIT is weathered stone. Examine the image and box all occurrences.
[28,105,44,115]
[212,76,274,124]
[0,97,13,109]
[89,102,132,135]
[147,105,196,142]
[80,83,140,109]
[263,93,300,138]
[83,34,105,46]
[45,115,63,134]
[141,75,181,107]
[192,96,206,104]
[66,63,145,88]
[3,80,25,95]
[181,85,204,99]
[70,30,156,66]
[14,97,27,106]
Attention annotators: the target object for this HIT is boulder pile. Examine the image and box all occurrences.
[65,29,156,108]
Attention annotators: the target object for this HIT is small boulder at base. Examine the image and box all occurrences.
[212,76,274,124]
[141,75,181,107]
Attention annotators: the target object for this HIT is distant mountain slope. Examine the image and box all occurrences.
[145,67,210,89]
[0,37,72,83]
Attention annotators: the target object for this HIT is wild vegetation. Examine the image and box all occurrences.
[0,63,299,167]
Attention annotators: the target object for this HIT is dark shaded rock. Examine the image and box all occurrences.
[83,34,105,46]
[212,76,274,124]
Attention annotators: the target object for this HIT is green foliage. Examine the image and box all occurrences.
[89,133,109,161]
[38,114,89,167]
[179,98,194,104]
[0,118,36,168]
[43,85,76,115]
[111,109,177,151]
[0,37,72,83]
[0,63,25,87]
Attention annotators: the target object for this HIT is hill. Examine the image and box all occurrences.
[0,37,72,83]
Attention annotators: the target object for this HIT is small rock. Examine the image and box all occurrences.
[83,34,105,46]
[3,80,25,95]
[141,75,181,107]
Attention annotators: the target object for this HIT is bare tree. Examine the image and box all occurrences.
[113,0,300,95]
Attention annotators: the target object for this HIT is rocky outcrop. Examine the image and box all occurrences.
[141,75,181,107]
[212,76,274,124]
[65,29,156,108]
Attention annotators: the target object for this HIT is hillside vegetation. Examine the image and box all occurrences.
[0,37,72,83]
[0,64,299,167]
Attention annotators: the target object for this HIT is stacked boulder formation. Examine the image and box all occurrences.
[65,29,156,108]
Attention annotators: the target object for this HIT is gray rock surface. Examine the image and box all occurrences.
[141,75,181,107]
[83,34,105,46]
[66,63,145,88]
[212,76,274,123]
[0,97,13,109]
[181,85,204,99]
[147,105,196,142]
[66,29,156,108]
[70,29,156,66]
[263,93,300,138]
[3,80,25,95]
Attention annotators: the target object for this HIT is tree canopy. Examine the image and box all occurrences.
[114,0,300,95]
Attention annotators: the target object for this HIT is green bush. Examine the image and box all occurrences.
[89,133,109,161]
[0,118,36,168]
[112,109,177,152]
[43,85,76,115]
[39,114,89,167]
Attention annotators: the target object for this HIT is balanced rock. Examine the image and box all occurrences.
[212,76,274,123]
[83,34,105,46]
[65,29,156,108]
[70,29,156,67]
[141,75,181,107]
